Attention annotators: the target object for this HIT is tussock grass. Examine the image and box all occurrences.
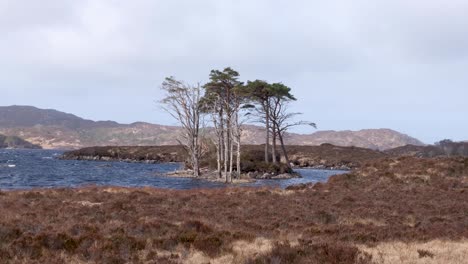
[359,240,468,264]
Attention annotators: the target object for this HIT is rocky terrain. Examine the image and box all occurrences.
[0,105,424,150]
[0,134,41,149]
[285,128,424,150]
[61,145,186,164]
[0,156,466,263]
[384,144,445,157]
[384,141,468,158]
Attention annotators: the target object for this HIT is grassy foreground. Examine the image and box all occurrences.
[0,157,467,263]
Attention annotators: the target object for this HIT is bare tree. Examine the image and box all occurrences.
[270,97,316,168]
[268,83,316,166]
[160,77,204,177]
[213,99,225,178]
[231,91,248,179]
[201,94,225,178]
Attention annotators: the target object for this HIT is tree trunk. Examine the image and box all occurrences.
[219,109,225,178]
[278,131,291,169]
[265,102,270,163]
[272,123,277,164]
[192,149,199,177]
[230,137,234,183]
[216,142,221,177]
[224,121,230,183]
[236,140,241,179]
[193,105,200,177]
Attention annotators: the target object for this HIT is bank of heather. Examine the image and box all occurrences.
[0,156,467,263]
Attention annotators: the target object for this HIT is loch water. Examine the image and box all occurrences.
[0,149,346,190]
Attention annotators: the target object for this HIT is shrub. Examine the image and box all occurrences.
[193,235,223,257]
[248,241,372,264]
[315,210,337,225]
[178,231,198,244]
[417,249,434,258]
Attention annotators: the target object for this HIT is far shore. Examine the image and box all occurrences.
[60,144,381,170]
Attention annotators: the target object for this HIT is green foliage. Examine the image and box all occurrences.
[241,80,296,106]
[242,80,272,101]
[178,231,198,244]
[204,67,242,98]
[269,82,296,101]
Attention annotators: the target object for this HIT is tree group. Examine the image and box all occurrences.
[160,67,315,181]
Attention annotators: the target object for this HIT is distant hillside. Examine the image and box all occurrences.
[284,129,424,150]
[0,134,41,149]
[385,141,468,158]
[0,105,120,129]
[0,105,424,150]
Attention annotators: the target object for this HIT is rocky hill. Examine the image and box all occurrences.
[385,141,468,158]
[0,134,41,149]
[284,128,423,150]
[0,105,424,150]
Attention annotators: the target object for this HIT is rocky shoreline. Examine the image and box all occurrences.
[62,155,171,164]
[164,169,302,184]
[298,164,351,171]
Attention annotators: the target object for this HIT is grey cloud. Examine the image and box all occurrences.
[0,0,467,142]
[3,0,467,76]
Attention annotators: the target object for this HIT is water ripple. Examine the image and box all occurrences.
[0,149,346,190]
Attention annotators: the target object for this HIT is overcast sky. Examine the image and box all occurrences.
[1,0,467,143]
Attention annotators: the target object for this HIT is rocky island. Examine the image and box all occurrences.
[60,143,387,183]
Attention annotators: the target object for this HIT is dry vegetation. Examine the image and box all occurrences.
[0,156,467,263]
[61,145,187,163]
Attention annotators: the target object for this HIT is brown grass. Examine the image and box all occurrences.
[359,240,468,264]
[0,156,467,263]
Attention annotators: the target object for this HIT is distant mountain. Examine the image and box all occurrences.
[0,134,41,149]
[0,105,120,129]
[0,105,424,150]
[384,141,468,158]
[285,129,424,150]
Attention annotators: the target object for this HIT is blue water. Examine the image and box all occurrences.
[0,149,346,190]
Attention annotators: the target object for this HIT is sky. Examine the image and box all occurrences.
[1,0,467,144]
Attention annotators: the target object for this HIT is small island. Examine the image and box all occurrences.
[61,143,389,185]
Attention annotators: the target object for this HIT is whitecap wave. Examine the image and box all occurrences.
[0,164,16,168]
